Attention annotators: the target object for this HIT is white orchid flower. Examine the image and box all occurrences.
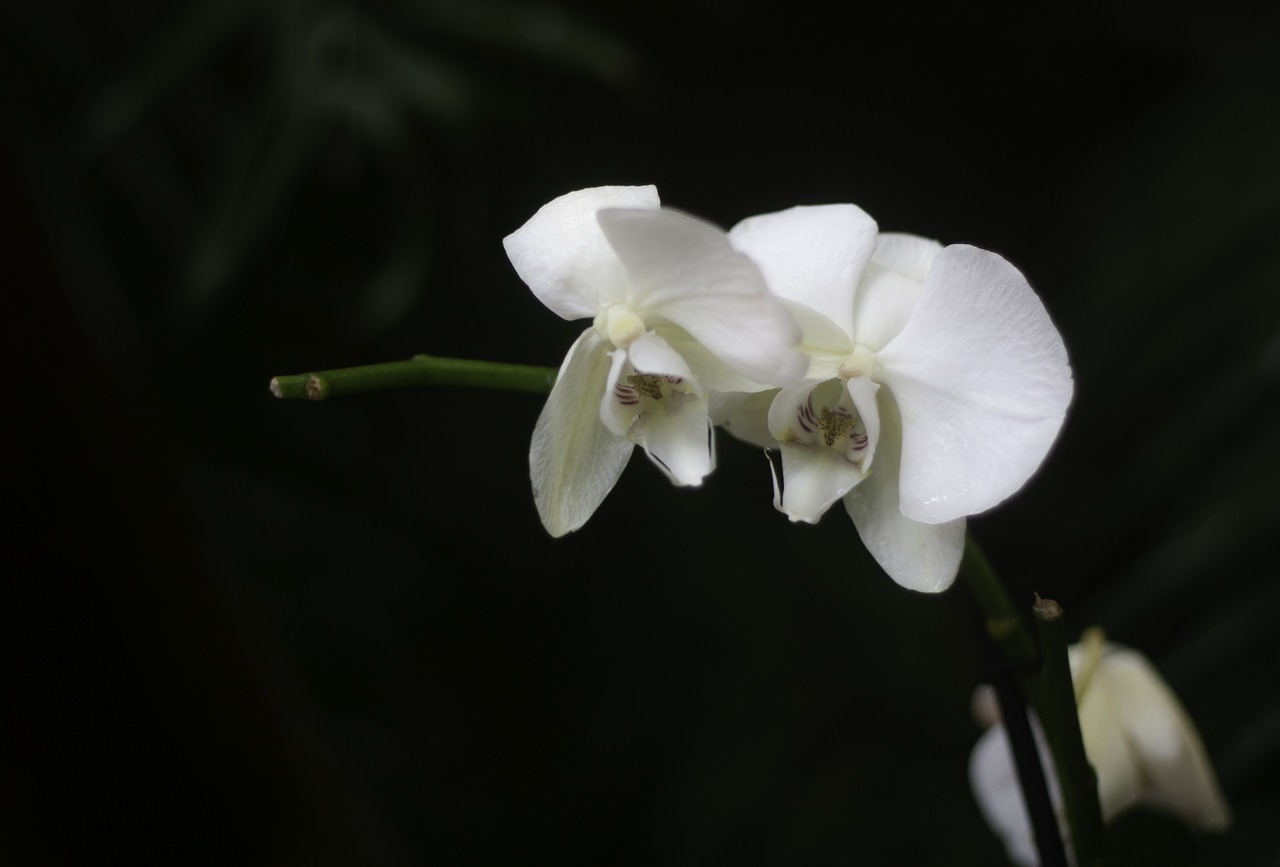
[969,629,1232,866]
[504,186,807,537]
[719,204,1072,591]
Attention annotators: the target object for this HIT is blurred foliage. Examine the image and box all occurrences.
[4,1,1279,865]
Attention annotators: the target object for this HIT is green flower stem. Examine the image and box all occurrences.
[269,354,557,401]
[960,535,1106,867]
[1031,595,1106,867]
[960,536,1038,666]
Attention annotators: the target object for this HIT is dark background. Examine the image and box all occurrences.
[5,1,1279,864]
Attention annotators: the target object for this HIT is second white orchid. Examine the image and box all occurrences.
[719,204,1073,592]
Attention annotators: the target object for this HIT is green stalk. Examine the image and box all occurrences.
[1031,596,1106,867]
[269,354,557,400]
[960,536,1037,666]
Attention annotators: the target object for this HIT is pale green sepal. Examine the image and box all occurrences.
[530,329,634,536]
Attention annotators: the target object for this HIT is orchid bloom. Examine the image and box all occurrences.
[504,186,806,537]
[718,204,1072,591]
[969,629,1232,866]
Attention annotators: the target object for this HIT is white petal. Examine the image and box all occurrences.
[842,393,965,592]
[871,232,943,279]
[1075,665,1146,821]
[876,245,1073,524]
[597,207,807,386]
[1092,649,1232,830]
[503,186,660,321]
[969,724,1045,867]
[729,203,878,333]
[852,233,943,352]
[529,329,634,536]
[658,324,786,393]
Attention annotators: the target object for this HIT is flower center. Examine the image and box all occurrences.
[817,405,857,447]
[787,380,870,465]
[614,372,687,408]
